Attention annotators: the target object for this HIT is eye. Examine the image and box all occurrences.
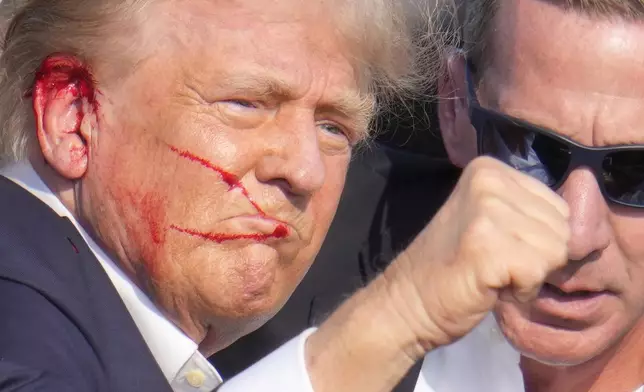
[214,99,268,129]
[317,122,358,153]
[318,122,348,138]
[223,99,259,109]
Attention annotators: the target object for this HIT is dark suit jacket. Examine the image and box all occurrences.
[212,142,461,391]
[0,176,171,392]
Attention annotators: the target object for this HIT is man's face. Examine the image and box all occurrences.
[460,0,644,364]
[80,0,367,346]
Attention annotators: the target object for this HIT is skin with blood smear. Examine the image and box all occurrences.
[33,58,287,245]
[32,55,98,106]
[31,56,98,165]
[167,145,289,242]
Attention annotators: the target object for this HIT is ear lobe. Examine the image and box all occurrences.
[32,54,98,180]
[437,50,477,168]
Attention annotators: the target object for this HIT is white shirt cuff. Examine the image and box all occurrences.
[218,328,317,392]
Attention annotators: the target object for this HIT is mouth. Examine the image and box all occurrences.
[529,283,614,327]
[542,283,606,300]
[170,216,290,244]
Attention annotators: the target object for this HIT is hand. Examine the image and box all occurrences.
[305,156,570,392]
[384,156,570,351]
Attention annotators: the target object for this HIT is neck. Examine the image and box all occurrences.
[521,320,644,392]
[30,157,213,348]
[30,157,78,215]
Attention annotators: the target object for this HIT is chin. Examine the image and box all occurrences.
[493,302,627,367]
[206,274,282,321]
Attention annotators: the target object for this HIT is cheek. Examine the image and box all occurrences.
[610,216,644,284]
[274,156,349,286]
[613,229,644,263]
[117,187,170,278]
[87,130,177,278]
[316,155,349,223]
[297,155,349,254]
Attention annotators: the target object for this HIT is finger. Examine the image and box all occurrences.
[470,183,570,260]
[487,201,569,270]
[506,235,567,303]
[492,243,557,304]
[503,164,570,220]
[464,157,570,223]
[469,200,568,300]
[466,204,566,295]
[498,288,529,305]
[489,182,571,246]
[512,273,545,304]
[502,285,541,304]
[474,239,548,303]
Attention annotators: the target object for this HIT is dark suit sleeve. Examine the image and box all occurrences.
[0,278,99,391]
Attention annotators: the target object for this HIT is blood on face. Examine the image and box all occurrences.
[168,145,289,242]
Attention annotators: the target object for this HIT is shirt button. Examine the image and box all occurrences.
[185,370,206,388]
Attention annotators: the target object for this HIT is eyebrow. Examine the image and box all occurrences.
[317,92,375,140]
[221,73,375,138]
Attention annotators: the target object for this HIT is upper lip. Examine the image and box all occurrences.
[544,266,614,294]
[544,281,609,294]
[217,200,308,240]
[228,213,289,227]
[223,214,299,238]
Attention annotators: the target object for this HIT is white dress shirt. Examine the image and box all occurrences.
[222,311,644,392]
[414,313,643,392]
[4,162,641,392]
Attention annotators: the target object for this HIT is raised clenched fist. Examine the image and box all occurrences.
[386,156,571,350]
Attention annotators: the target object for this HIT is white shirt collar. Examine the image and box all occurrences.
[0,162,221,387]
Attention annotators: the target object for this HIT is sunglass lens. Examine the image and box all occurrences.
[603,151,644,206]
[479,116,570,187]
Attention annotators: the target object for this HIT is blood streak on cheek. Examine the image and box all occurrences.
[29,55,100,161]
[139,192,166,245]
[168,146,265,214]
[169,225,288,243]
[114,186,168,276]
[167,145,289,242]
[138,192,168,277]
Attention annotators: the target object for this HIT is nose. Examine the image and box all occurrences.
[558,168,611,261]
[254,114,326,197]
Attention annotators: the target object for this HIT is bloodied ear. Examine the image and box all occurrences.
[32,54,99,179]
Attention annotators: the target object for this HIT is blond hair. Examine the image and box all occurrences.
[0,0,424,164]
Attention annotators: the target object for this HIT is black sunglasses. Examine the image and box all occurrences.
[465,62,644,208]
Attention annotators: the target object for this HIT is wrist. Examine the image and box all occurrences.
[305,269,425,392]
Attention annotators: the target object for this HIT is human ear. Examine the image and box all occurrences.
[32,54,99,179]
[437,49,477,168]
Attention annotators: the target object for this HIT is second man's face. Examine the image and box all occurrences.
[468,0,644,365]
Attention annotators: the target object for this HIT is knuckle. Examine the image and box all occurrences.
[475,194,506,219]
[461,215,499,259]
[534,264,550,282]
[557,221,572,243]
[558,199,571,219]
[468,168,505,199]
[468,209,497,239]
[550,243,569,268]
[543,192,569,216]
[517,264,548,289]
[527,181,558,204]
[535,242,567,273]
[522,177,569,217]
[477,255,510,290]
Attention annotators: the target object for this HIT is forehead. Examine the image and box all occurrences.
[140,0,366,109]
[481,0,644,146]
